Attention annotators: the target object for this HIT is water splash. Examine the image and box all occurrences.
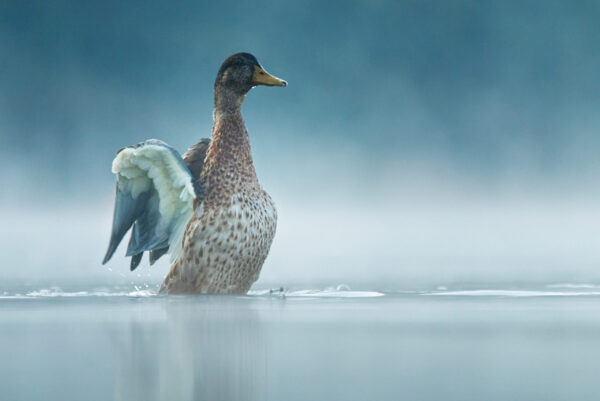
[248,284,384,298]
[0,285,384,299]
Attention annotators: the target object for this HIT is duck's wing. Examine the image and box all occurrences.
[102,139,205,271]
[182,138,211,181]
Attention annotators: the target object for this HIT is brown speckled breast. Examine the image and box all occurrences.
[160,114,277,294]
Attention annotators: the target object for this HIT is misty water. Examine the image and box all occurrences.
[2,284,600,401]
[2,198,600,400]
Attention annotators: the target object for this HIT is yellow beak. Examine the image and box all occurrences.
[252,65,287,87]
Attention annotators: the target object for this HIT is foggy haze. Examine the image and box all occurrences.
[1,0,600,289]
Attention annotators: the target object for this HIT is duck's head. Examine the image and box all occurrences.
[215,53,287,95]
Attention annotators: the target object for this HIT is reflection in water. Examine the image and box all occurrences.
[112,298,267,401]
[4,293,600,401]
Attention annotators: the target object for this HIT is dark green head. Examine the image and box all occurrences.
[215,53,287,95]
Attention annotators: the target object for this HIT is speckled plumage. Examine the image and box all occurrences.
[160,114,278,294]
[158,53,285,294]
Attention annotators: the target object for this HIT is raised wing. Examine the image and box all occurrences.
[102,139,201,270]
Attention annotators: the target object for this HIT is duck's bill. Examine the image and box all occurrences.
[252,65,287,87]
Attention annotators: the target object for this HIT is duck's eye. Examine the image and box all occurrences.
[259,71,265,75]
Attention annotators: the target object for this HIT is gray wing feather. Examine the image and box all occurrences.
[102,188,151,265]
[129,253,143,271]
[149,247,169,265]
[125,190,168,256]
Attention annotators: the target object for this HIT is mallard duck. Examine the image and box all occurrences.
[102,53,286,294]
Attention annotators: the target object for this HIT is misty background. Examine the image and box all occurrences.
[1,0,600,289]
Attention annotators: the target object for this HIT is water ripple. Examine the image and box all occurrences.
[425,289,600,297]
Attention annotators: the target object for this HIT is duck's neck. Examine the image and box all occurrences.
[208,113,254,166]
[203,89,258,192]
[213,85,246,120]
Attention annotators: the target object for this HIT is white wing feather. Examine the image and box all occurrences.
[105,140,196,265]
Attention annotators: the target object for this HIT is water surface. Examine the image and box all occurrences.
[1,285,599,401]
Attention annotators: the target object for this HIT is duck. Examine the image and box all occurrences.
[102,53,287,294]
